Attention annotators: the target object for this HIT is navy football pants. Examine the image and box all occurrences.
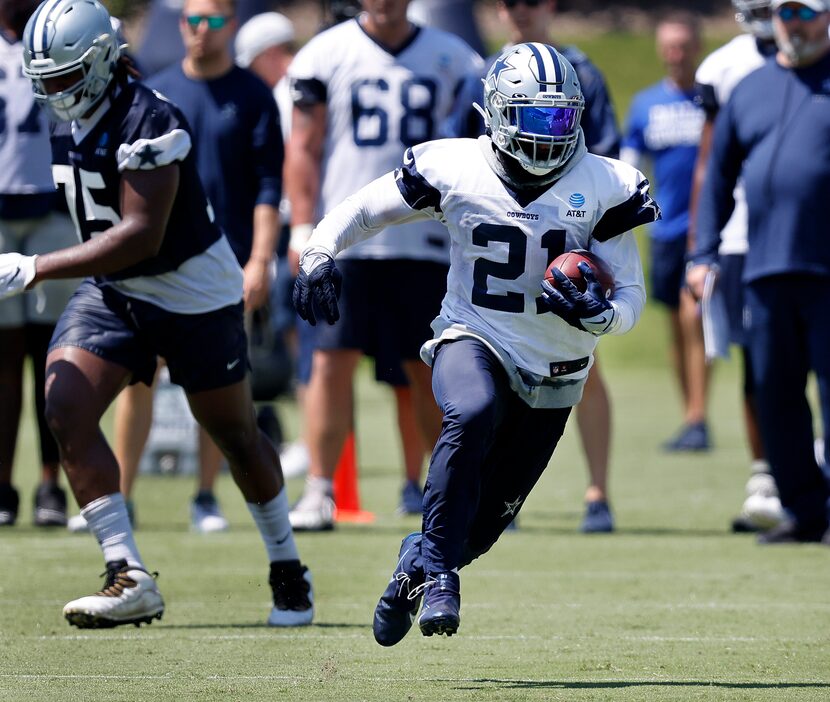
[420,338,571,574]
[746,276,830,532]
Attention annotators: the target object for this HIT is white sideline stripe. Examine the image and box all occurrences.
[3,673,830,685]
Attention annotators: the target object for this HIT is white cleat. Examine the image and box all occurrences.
[268,560,314,627]
[279,442,310,479]
[63,560,164,629]
[741,494,787,531]
[288,489,335,531]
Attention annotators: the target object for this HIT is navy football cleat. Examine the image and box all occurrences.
[373,532,425,646]
[418,571,461,638]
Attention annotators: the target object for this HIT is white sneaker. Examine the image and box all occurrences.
[67,513,90,533]
[268,560,314,627]
[279,442,310,480]
[288,489,335,531]
[745,471,779,499]
[191,493,229,533]
[816,437,826,467]
[63,560,164,628]
[741,494,787,530]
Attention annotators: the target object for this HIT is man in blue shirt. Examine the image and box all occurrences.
[114,0,282,533]
[622,12,709,453]
[689,0,830,545]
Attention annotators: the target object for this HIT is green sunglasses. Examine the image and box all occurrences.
[184,14,231,30]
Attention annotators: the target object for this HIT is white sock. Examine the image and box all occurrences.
[247,488,300,563]
[81,493,145,570]
[305,475,333,496]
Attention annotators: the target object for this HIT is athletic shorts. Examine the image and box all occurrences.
[719,253,748,346]
[312,258,448,381]
[649,236,688,309]
[49,279,249,394]
[0,213,80,327]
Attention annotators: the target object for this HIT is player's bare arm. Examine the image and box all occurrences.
[32,164,179,284]
[243,202,280,310]
[284,101,326,272]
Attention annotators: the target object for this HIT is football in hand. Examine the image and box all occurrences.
[545,249,615,299]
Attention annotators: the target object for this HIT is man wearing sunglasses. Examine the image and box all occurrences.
[108,0,283,534]
[688,0,830,545]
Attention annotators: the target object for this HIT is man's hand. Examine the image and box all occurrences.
[685,263,710,302]
[292,249,342,325]
[541,262,616,335]
[243,258,270,311]
[0,254,37,301]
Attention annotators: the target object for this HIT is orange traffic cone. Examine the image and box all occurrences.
[332,431,375,523]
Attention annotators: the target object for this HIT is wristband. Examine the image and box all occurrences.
[288,224,314,255]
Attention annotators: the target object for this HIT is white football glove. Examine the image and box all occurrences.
[0,253,37,301]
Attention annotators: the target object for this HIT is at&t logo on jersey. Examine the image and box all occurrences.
[566,192,587,218]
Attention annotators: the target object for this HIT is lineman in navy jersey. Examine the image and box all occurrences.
[0,0,313,629]
[294,43,658,644]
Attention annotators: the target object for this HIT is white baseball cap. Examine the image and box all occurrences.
[234,12,295,68]
[771,0,829,12]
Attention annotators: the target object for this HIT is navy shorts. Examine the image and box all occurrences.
[49,279,249,394]
[719,253,747,346]
[649,236,688,308]
[311,258,448,382]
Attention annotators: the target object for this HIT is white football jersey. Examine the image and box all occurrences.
[288,18,482,262]
[0,33,53,195]
[404,139,649,380]
[695,34,768,255]
[306,138,654,406]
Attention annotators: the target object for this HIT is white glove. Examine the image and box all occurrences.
[0,253,37,301]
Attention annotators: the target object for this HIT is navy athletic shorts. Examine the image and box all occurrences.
[649,236,688,308]
[311,258,448,381]
[49,279,249,394]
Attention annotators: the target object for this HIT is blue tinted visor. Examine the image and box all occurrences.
[515,106,579,137]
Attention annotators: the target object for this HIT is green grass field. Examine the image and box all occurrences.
[2,25,829,702]
[2,326,829,701]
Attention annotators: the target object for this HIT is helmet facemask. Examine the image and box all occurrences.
[478,43,585,177]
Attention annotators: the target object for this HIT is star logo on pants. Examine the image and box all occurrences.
[500,496,523,518]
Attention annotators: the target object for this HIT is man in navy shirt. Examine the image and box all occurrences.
[110,0,283,534]
[689,0,830,545]
[622,12,709,453]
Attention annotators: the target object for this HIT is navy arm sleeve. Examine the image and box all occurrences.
[252,92,282,209]
[691,100,745,264]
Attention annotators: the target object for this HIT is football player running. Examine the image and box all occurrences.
[0,0,313,629]
[294,43,659,645]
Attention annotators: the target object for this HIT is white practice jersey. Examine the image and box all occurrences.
[306,138,655,406]
[288,18,482,262]
[0,33,53,195]
[695,34,769,255]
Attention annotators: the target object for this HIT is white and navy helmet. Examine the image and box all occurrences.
[732,0,774,40]
[479,42,584,176]
[22,0,120,122]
